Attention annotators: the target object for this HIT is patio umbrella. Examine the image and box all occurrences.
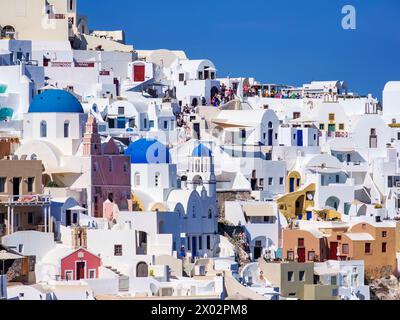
[0,250,23,275]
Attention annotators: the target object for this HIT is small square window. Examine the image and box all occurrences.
[382,231,387,238]
[114,245,123,256]
[299,271,305,282]
[288,271,294,282]
[342,244,349,254]
[65,271,73,281]
[365,243,371,254]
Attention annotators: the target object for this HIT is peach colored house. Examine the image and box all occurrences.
[283,222,397,279]
[334,222,396,279]
[282,228,328,263]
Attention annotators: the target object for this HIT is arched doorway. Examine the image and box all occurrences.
[295,195,305,218]
[267,121,274,146]
[136,262,148,278]
[211,86,219,100]
[191,98,198,107]
[192,175,203,189]
[253,236,266,261]
[287,171,301,193]
[136,231,148,255]
[2,25,16,39]
[326,196,340,211]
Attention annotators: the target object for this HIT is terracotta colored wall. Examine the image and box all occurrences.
[283,229,327,262]
[346,224,396,278]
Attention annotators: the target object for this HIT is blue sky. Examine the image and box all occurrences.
[79,0,400,99]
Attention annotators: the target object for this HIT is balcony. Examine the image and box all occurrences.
[0,194,51,206]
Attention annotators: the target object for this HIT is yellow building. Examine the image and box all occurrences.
[277,183,316,221]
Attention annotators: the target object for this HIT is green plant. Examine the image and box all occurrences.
[46,181,59,188]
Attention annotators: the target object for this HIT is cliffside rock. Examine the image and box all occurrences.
[370,276,400,300]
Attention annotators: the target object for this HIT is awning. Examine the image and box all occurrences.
[242,204,276,217]
[67,205,88,212]
[211,119,252,128]
[344,233,375,241]
[0,250,23,260]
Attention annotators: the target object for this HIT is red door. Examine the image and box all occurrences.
[330,242,339,260]
[76,262,85,280]
[297,247,306,263]
[134,65,145,82]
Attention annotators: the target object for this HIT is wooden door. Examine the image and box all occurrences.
[297,247,306,263]
[134,65,145,82]
[330,242,339,260]
[76,261,85,280]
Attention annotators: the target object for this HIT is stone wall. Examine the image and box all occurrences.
[217,190,252,220]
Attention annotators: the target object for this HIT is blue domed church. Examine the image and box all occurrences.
[22,90,88,156]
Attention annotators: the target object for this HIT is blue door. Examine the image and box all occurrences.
[192,237,197,257]
[297,130,303,146]
[307,211,312,221]
[298,214,303,220]
[289,178,295,193]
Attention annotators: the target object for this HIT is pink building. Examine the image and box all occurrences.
[83,116,131,218]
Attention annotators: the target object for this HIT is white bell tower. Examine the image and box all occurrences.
[188,143,216,198]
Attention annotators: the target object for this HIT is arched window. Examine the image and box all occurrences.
[155,172,160,187]
[134,172,141,187]
[40,121,47,138]
[195,159,200,172]
[64,121,70,138]
[136,262,148,278]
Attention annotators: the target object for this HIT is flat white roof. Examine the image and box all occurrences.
[344,233,375,241]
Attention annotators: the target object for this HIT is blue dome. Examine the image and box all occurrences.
[192,144,212,157]
[125,138,171,164]
[28,90,84,113]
